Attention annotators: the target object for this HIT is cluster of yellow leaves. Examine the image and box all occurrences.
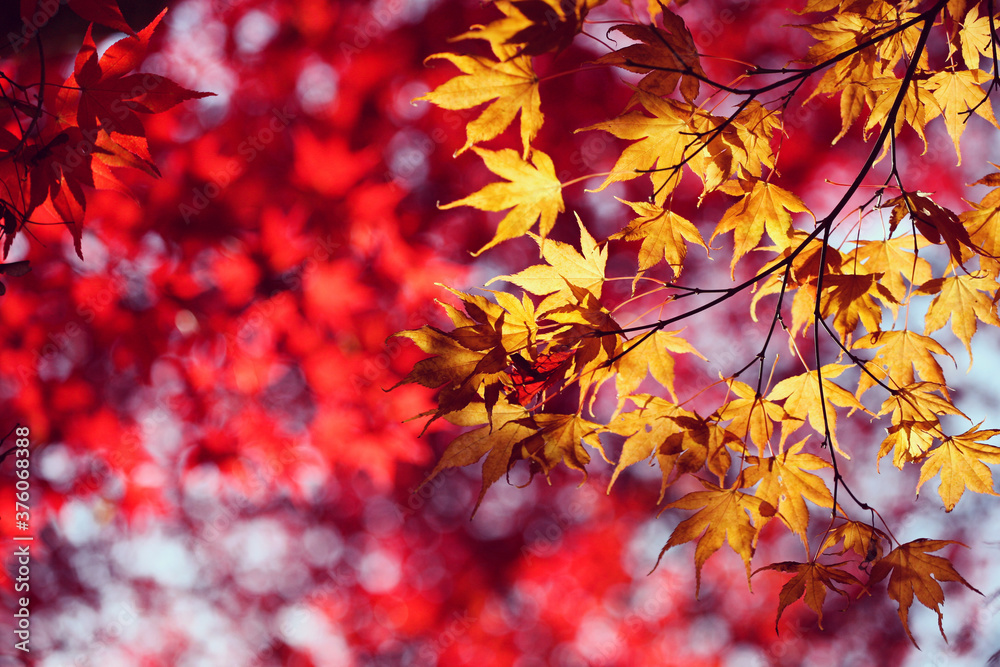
[400,0,1000,645]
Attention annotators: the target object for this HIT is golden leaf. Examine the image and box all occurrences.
[711,180,810,277]
[755,561,861,630]
[417,42,542,157]
[441,147,563,255]
[610,199,708,276]
[915,425,1000,511]
[916,273,1000,363]
[868,539,981,648]
[658,480,775,596]
[740,439,834,547]
[926,69,999,162]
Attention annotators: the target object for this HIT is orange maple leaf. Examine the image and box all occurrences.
[610,199,708,276]
[867,539,981,648]
[739,439,834,547]
[755,560,861,630]
[658,480,775,596]
[711,179,811,277]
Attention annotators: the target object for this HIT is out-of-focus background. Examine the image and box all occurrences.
[1,1,998,665]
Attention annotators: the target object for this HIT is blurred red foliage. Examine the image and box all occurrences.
[0,0,988,665]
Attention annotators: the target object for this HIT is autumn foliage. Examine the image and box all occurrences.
[1,0,999,663]
[398,0,1000,646]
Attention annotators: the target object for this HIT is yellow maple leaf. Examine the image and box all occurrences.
[916,273,1000,363]
[441,147,564,255]
[739,439,834,547]
[711,179,810,277]
[614,329,705,400]
[876,382,966,468]
[488,214,604,310]
[610,199,708,276]
[579,90,698,203]
[819,271,891,341]
[960,179,1000,259]
[607,395,693,499]
[959,5,994,70]
[391,325,503,391]
[661,413,740,484]
[755,561,861,630]
[915,425,1000,511]
[819,520,888,562]
[926,69,999,162]
[853,329,955,397]
[864,75,941,148]
[417,42,542,157]
[531,412,606,476]
[832,82,876,144]
[765,363,865,456]
[658,480,775,596]
[425,397,539,515]
[714,379,789,454]
[849,236,931,313]
[868,539,981,648]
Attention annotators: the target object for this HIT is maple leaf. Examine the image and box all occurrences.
[531,412,607,477]
[418,42,542,157]
[579,90,699,203]
[595,5,705,102]
[916,273,1000,363]
[915,425,1000,511]
[441,147,564,255]
[452,0,600,56]
[390,324,508,426]
[488,215,604,309]
[661,413,740,484]
[819,271,892,341]
[711,179,810,276]
[609,199,708,277]
[755,561,861,630]
[739,439,834,547]
[614,329,705,401]
[766,364,865,456]
[867,539,981,648]
[57,12,213,167]
[849,236,931,313]
[876,382,967,469]
[854,330,955,397]
[607,395,699,500]
[506,348,572,406]
[713,379,789,454]
[658,480,775,596]
[882,192,973,266]
[67,0,135,33]
[959,5,994,70]
[424,397,539,514]
[864,76,941,149]
[819,520,888,563]
[926,69,999,162]
[961,180,1000,260]
[832,82,876,144]
[502,0,600,55]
